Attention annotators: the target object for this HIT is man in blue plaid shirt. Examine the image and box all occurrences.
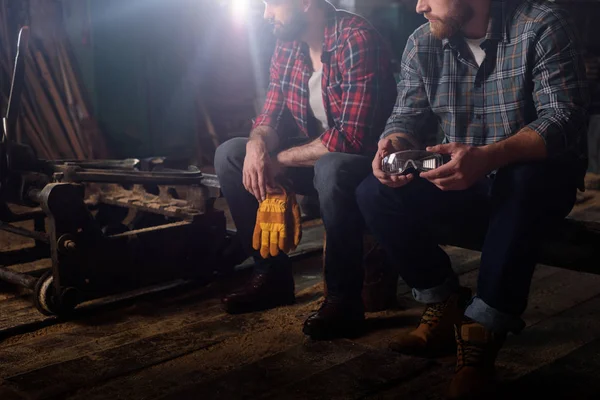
[356,0,590,397]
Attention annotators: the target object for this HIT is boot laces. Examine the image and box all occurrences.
[455,336,486,371]
[419,301,447,326]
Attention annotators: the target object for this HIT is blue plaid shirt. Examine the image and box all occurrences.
[383,0,590,160]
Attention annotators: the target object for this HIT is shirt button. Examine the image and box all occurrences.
[476,114,482,120]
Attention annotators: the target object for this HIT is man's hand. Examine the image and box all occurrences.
[372,137,415,188]
[243,139,282,202]
[419,143,492,191]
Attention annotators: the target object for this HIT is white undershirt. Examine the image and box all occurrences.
[465,37,486,67]
[308,69,329,133]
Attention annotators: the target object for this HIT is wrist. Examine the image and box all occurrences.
[247,137,267,152]
[385,133,419,151]
[480,143,506,172]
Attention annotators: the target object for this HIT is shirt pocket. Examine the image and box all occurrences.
[494,74,532,132]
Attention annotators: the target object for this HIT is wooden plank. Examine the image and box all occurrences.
[62,286,326,400]
[500,336,600,398]
[0,313,56,342]
[56,47,92,157]
[6,258,52,274]
[0,289,22,302]
[0,296,38,317]
[496,294,600,378]
[0,386,25,400]
[24,57,76,158]
[34,49,86,159]
[57,42,91,118]
[157,340,367,400]
[22,98,55,159]
[5,317,242,399]
[259,350,433,400]
[0,301,223,377]
[520,269,600,324]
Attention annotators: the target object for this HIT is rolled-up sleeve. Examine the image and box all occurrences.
[252,44,287,132]
[381,34,431,142]
[320,29,393,154]
[526,10,590,158]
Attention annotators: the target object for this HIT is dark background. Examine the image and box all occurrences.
[12,0,600,169]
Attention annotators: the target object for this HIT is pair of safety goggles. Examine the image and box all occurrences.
[381,150,449,176]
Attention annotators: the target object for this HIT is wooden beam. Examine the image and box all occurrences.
[22,97,57,159]
[34,50,86,159]
[24,55,75,158]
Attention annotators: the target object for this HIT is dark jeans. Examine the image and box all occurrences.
[356,160,578,334]
[214,138,372,302]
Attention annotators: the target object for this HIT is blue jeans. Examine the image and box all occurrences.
[356,160,578,334]
[214,138,372,303]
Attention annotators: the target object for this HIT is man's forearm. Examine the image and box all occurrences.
[482,127,548,171]
[248,126,280,153]
[276,139,329,167]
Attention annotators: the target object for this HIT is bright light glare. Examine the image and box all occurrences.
[231,0,249,20]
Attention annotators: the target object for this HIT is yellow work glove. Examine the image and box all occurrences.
[252,187,302,259]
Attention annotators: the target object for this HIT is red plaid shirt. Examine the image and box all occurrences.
[252,5,397,155]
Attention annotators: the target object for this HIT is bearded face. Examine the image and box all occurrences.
[421,0,474,40]
[264,0,309,41]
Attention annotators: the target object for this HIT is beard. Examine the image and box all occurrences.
[271,10,308,41]
[429,1,474,40]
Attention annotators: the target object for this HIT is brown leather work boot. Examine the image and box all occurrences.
[221,268,295,314]
[302,297,365,340]
[389,286,472,357]
[447,320,506,399]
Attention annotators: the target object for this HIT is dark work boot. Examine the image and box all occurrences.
[389,286,472,357]
[221,267,295,314]
[302,297,366,340]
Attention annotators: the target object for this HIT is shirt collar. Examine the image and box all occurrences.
[442,0,519,49]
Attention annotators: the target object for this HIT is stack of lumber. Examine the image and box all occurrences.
[0,0,108,160]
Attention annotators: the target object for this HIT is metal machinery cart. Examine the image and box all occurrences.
[0,27,236,316]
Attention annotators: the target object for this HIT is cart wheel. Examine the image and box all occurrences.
[34,271,78,316]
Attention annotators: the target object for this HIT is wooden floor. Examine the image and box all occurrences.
[2,195,600,399]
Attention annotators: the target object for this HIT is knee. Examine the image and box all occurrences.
[214,138,247,177]
[496,161,569,200]
[313,153,370,197]
[355,174,385,217]
[496,161,576,218]
[314,153,345,191]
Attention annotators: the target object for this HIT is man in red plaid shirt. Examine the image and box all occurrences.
[214,0,397,339]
